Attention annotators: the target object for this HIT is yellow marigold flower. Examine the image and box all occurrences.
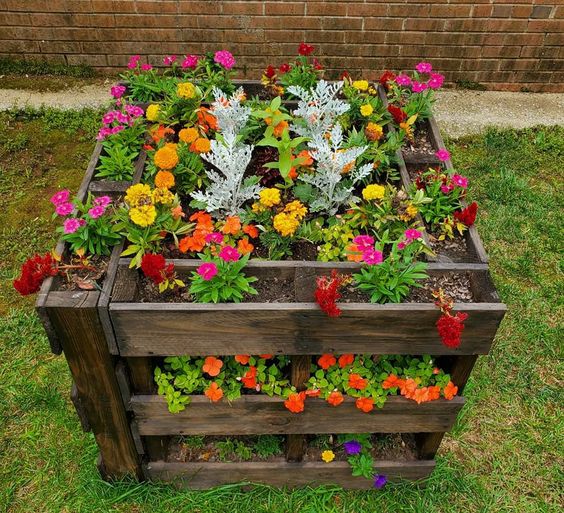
[177,81,197,99]
[368,87,377,95]
[129,205,156,227]
[360,104,374,117]
[259,188,281,208]
[178,127,199,144]
[155,170,175,189]
[154,143,179,170]
[146,104,160,122]
[406,204,418,218]
[125,184,152,207]
[284,200,307,221]
[191,137,211,153]
[362,184,385,201]
[251,202,265,214]
[321,450,335,463]
[273,212,300,237]
[352,80,369,91]
[365,122,384,142]
[152,187,174,205]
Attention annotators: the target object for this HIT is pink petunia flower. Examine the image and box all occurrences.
[205,232,224,244]
[395,74,412,87]
[405,229,422,241]
[435,149,451,162]
[110,85,126,99]
[353,235,375,252]
[415,62,433,74]
[127,55,140,69]
[219,245,240,262]
[452,174,468,189]
[214,50,236,70]
[181,54,200,69]
[197,262,218,281]
[362,249,384,265]
[63,218,82,234]
[50,189,70,206]
[88,206,106,219]
[163,55,177,66]
[141,63,153,71]
[428,73,444,89]
[411,80,428,93]
[55,202,74,216]
[94,196,111,207]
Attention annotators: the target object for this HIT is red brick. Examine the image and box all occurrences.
[136,1,178,14]
[491,5,513,18]
[482,46,522,58]
[265,2,305,16]
[307,2,347,16]
[531,5,553,18]
[388,4,430,18]
[430,5,472,18]
[512,5,533,18]
[222,2,264,15]
[472,5,493,18]
[528,19,564,32]
[346,3,387,17]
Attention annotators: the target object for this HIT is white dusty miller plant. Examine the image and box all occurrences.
[191,87,261,216]
[300,123,372,215]
[288,80,350,140]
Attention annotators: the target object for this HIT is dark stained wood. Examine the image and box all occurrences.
[131,395,465,436]
[115,361,131,409]
[70,382,91,432]
[402,153,442,166]
[130,421,145,455]
[144,460,436,489]
[286,355,312,461]
[98,243,124,355]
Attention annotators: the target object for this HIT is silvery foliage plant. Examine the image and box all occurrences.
[288,80,350,140]
[192,87,261,216]
[300,123,372,215]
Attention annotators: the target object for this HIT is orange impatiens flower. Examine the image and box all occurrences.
[327,390,344,407]
[318,354,337,370]
[222,216,241,235]
[382,374,401,390]
[412,387,430,404]
[243,224,259,239]
[284,391,306,413]
[178,230,207,253]
[241,366,258,389]
[338,354,354,368]
[190,211,214,233]
[204,382,224,402]
[305,388,321,398]
[259,354,273,359]
[443,381,458,400]
[237,238,254,255]
[346,243,364,262]
[399,378,418,400]
[355,397,374,413]
[348,373,368,390]
[202,356,223,377]
[235,354,250,365]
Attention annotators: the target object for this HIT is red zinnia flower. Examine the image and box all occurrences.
[454,201,478,227]
[298,42,314,56]
[13,253,58,296]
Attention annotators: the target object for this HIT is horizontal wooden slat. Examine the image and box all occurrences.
[131,395,465,436]
[144,460,435,489]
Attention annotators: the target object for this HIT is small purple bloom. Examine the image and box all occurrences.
[55,202,74,216]
[110,85,126,99]
[63,218,81,234]
[363,249,384,265]
[163,55,177,66]
[214,50,236,70]
[415,62,432,74]
[395,74,411,87]
[182,54,200,69]
[353,235,374,252]
[94,195,111,207]
[405,229,422,241]
[452,174,468,189]
[88,206,106,219]
[343,440,362,456]
[205,232,224,244]
[373,474,387,489]
[141,63,152,71]
[50,189,70,206]
[435,148,451,162]
[428,73,445,89]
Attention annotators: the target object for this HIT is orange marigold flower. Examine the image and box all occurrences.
[327,390,344,407]
[243,224,259,239]
[222,216,241,235]
[338,354,354,368]
[178,127,199,144]
[348,373,368,390]
[204,382,224,402]
[202,356,223,377]
[190,137,211,153]
[355,397,374,413]
[382,374,401,390]
[237,237,254,255]
[443,381,458,400]
[235,354,250,365]
[318,354,337,370]
[284,391,306,413]
[154,143,179,170]
[241,366,257,389]
[273,120,289,138]
[155,170,175,189]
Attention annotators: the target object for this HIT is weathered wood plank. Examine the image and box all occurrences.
[98,243,124,355]
[131,395,465,436]
[286,355,311,461]
[144,460,435,489]
[70,382,91,432]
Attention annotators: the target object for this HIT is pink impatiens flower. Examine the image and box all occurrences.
[353,235,375,252]
[110,85,126,99]
[395,74,412,87]
[205,232,224,244]
[197,262,218,281]
[428,73,445,89]
[435,149,451,162]
[214,50,236,70]
[219,245,240,262]
[362,249,383,265]
[88,206,106,219]
[163,55,177,66]
[182,54,200,69]
[415,62,432,74]
[55,202,74,216]
[50,190,70,206]
[452,174,468,189]
[63,218,81,234]
[405,229,422,241]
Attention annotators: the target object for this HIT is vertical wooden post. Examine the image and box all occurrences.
[47,291,142,479]
[285,355,311,462]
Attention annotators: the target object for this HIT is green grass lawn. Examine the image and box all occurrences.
[0,114,562,512]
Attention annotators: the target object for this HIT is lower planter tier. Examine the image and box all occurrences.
[144,460,435,489]
[130,395,465,436]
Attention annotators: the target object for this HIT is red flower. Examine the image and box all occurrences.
[348,373,368,390]
[264,65,276,79]
[387,104,407,124]
[454,201,478,227]
[437,311,469,348]
[298,42,315,56]
[141,253,174,285]
[379,70,396,89]
[13,253,58,296]
[318,354,336,370]
[313,58,323,70]
[279,63,291,73]
[340,70,351,81]
[241,366,258,389]
[284,391,306,413]
[315,270,346,318]
[338,354,354,368]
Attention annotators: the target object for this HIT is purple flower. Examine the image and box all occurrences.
[205,232,224,244]
[127,55,140,69]
[435,148,451,162]
[55,202,74,216]
[415,62,432,74]
[343,440,362,455]
[214,50,236,70]
[363,249,384,265]
[219,245,240,262]
[353,235,374,252]
[63,218,81,234]
[50,189,70,206]
[88,206,106,219]
[428,73,445,89]
[411,80,428,93]
[110,85,126,99]
[405,229,422,241]
[141,63,153,71]
[373,474,387,489]
[163,55,177,66]
[395,74,411,87]
[94,195,111,207]
[182,54,200,69]
[197,262,218,281]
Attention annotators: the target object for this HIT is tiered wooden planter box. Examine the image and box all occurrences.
[36,84,505,489]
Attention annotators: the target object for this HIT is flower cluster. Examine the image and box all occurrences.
[433,289,469,348]
[13,253,58,296]
[97,104,144,141]
[141,253,184,292]
[314,270,349,317]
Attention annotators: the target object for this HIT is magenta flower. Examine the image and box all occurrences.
[219,245,240,262]
[63,218,81,234]
[163,55,177,66]
[55,202,74,216]
[353,235,375,252]
[127,55,140,69]
[111,125,125,135]
[397,241,407,250]
[452,174,468,189]
[116,111,129,124]
[343,440,362,455]
[395,74,411,87]
[141,63,152,71]
[411,80,428,93]
[363,249,384,265]
[125,104,144,118]
[102,112,115,125]
[415,62,432,74]
[373,474,387,489]
[182,54,200,69]
[96,127,112,140]
[441,184,454,194]
[197,262,218,281]
[205,232,224,244]
[94,196,111,207]
[214,50,236,70]
[435,149,451,162]
[428,73,445,89]
[110,85,126,99]
[405,229,422,241]
[88,206,106,219]
[50,189,70,206]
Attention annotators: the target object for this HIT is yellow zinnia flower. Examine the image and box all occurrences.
[125,183,152,207]
[273,212,300,237]
[154,143,179,170]
[284,200,307,220]
[360,104,374,117]
[152,187,174,205]
[321,450,335,463]
[146,104,160,122]
[362,184,385,201]
[129,205,156,227]
[352,80,369,91]
[177,82,196,99]
[259,188,281,208]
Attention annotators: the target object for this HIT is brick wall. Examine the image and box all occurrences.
[1,0,562,92]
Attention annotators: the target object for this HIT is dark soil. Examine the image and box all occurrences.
[55,255,109,292]
[407,272,474,303]
[428,232,476,263]
[138,275,190,303]
[401,123,435,157]
[253,240,318,261]
[244,276,295,303]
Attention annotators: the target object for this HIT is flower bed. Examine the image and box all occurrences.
[17,46,506,488]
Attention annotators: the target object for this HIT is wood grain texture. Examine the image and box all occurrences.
[144,460,435,489]
[70,382,91,432]
[286,355,312,461]
[130,395,465,436]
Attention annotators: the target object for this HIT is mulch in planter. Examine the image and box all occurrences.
[401,123,435,157]
[54,254,110,292]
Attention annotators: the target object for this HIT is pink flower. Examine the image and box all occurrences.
[219,245,240,262]
[125,104,144,117]
[55,202,74,216]
[102,112,115,125]
[88,206,105,219]
[63,218,81,234]
[395,74,412,86]
[405,229,422,241]
[362,249,383,265]
[441,184,454,194]
[353,235,375,252]
[415,62,433,74]
[116,112,129,124]
[182,54,200,69]
[436,149,451,162]
[111,125,125,134]
[197,262,218,281]
[214,50,236,70]
[411,80,428,93]
[94,196,111,207]
[110,85,126,99]
[452,174,468,189]
[141,63,152,71]
[163,55,177,66]
[205,232,224,244]
[96,127,112,140]
[50,190,70,206]
[127,55,140,69]
[428,73,444,89]
[397,241,407,250]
